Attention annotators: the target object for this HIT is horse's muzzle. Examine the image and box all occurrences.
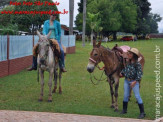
[87,67,94,73]
[40,58,46,65]
[87,64,95,73]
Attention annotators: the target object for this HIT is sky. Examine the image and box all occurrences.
[56,0,80,27]
[56,0,163,33]
[148,0,163,33]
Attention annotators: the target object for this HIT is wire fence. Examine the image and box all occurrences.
[0,35,76,61]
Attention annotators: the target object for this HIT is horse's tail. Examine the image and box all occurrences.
[37,68,39,83]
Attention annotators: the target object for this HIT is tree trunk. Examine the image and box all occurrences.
[113,31,117,40]
[82,0,86,47]
[90,29,93,45]
[69,0,74,35]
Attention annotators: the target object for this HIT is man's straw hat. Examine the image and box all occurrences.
[128,48,140,57]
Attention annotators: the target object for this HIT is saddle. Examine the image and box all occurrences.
[112,44,131,65]
[49,39,66,54]
[112,44,143,64]
[49,39,66,64]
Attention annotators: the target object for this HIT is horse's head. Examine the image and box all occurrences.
[87,39,102,73]
[37,31,51,68]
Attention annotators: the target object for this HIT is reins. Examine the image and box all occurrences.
[89,65,107,85]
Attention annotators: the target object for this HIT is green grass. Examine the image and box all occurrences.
[0,39,162,120]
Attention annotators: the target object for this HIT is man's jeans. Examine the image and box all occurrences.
[57,40,65,69]
[123,79,143,104]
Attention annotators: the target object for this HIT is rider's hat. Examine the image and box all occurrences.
[128,48,140,57]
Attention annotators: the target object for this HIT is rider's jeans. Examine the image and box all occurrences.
[123,79,143,104]
[57,40,65,69]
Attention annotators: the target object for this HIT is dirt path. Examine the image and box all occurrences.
[0,110,158,122]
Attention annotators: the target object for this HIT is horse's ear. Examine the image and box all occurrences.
[37,30,42,39]
[97,40,102,48]
[115,44,118,47]
[46,31,52,39]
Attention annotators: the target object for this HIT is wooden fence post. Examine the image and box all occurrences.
[33,34,34,47]
[7,34,10,75]
[68,35,70,54]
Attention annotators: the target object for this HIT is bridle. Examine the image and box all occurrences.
[89,48,106,85]
[89,48,102,65]
[89,57,97,64]
[38,42,50,63]
[37,41,50,83]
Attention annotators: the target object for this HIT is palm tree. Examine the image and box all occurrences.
[82,0,86,47]
[69,0,74,35]
[87,12,103,45]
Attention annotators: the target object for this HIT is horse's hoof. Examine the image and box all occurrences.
[59,91,62,94]
[52,90,56,93]
[38,99,43,102]
[48,100,52,102]
[114,109,119,112]
[110,105,115,108]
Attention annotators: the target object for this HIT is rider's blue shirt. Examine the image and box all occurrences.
[42,20,61,41]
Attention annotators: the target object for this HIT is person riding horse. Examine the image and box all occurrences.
[27,12,67,72]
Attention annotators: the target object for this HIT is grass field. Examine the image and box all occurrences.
[0,39,162,120]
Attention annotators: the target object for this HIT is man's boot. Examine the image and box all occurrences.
[120,101,128,114]
[138,103,146,119]
[59,59,67,72]
[61,67,67,72]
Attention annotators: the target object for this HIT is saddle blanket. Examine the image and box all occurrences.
[119,45,131,52]
[50,39,66,54]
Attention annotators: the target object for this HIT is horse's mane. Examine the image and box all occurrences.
[100,45,112,54]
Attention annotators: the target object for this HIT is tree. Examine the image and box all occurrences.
[147,13,162,33]
[87,12,103,44]
[0,0,58,33]
[0,0,10,9]
[0,24,18,35]
[132,0,151,35]
[69,0,74,35]
[75,0,91,35]
[87,0,137,40]
[0,5,15,26]
[117,0,137,32]
[82,0,86,46]
[76,0,161,40]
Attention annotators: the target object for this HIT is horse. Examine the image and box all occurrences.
[87,39,145,111]
[36,31,62,102]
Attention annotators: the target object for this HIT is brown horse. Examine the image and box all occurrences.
[87,40,145,111]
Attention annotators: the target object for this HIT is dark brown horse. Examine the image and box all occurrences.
[87,40,145,111]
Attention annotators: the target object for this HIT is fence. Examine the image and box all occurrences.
[149,33,163,38]
[0,35,76,78]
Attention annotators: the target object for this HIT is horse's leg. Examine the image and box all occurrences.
[39,69,44,102]
[114,77,119,112]
[107,77,115,108]
[52,68,58,93]
[48,69,53,102]
[59,69,62,94]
